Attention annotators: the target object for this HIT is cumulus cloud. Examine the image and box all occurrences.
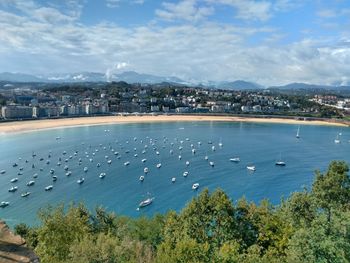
[106,62,129,82]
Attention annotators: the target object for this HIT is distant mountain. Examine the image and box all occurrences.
[200,80,264,90]
[0,71,187,84]
[269,82,350,90]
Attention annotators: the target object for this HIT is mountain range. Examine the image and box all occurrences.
[1,71,350,91]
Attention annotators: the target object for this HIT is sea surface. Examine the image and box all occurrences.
[0,121,349,227]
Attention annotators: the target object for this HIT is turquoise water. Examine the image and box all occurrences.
[0,121,349,227]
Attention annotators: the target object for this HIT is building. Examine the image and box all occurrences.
[1,105,33,119]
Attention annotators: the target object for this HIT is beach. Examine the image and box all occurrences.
[0,115,347,134]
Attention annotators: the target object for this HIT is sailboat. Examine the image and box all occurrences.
[296,125,300,139]
[275,153,286,166]
[334,133,341,144]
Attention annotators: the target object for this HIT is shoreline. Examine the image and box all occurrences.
[0,115,348,135]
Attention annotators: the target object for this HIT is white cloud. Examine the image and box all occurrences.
[106,0,120,8]
[156,0,214,22]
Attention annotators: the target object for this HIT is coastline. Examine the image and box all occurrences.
[0,115,348,134]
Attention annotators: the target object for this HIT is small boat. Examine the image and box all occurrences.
[52,175,58,181]
[296,125,300,139]
[209,161,215,167]
[50,169,55,174]
[0,201,10,208]
[334,134,341,144]
[204,155,209,160]
[144,167,149,174]
[66,171,72,176]
[171,177,176,183]
[107,160,112,164]
[13,163,18,167]
[275,161,286,166]
[97,163,101,168]
[178,155,182,160]
[192,183,199,190]
[33,173,38,178]
[139,175,144,182]
[0,170,6,174]
[230,158,240,162]
[124,161,130,166]
[21,192,31,197]
[134,154,138,157]
[141,159,147,163]
[45,185,53,191]
[17,172,23,175]
[26,181,35,186]
[77,178,85,184]
[192,149,196,154]
[84,167,88,172]
[19,167,24,171]
[64,165,69,171]
[57,162,61,166]
[10,178,18,183]
[183,171,189,177]
[208,141,213,144]
[212,146,216,151]
[156,163,162,168]
[99,173,106,179]
[247,166,256,172]
[139,197,153,208]
[185,161,190,166]
[8,186,18,192]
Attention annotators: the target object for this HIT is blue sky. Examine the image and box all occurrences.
[0,0,350,85]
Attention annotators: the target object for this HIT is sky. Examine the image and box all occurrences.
[0,0,350,86]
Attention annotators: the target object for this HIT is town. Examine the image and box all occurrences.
[0,81,349,120]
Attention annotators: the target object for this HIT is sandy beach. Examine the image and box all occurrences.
[0,115,347,134]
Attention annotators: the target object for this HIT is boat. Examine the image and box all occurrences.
[107,160,112,164]
[97,163,101,167]
[52,176,58,181]
[10,178,18,183]
[139,175,144,182]
[50,169,55,174]
[156,151,160,155]
[185,161,190,166]
[178,155,182,160]
[156,163,162,168]
[183,171,189,177]
[77,178,85,184]
[141,158,147,163]
[26,181,35,186]
[230,157,240,162]
[45,185,53,191]
[212,146,216,151]
[33,173,38,178]
[13,163,18,167]
[64,165,69,171]
[0,201,10,208]
[21,192,31,197]
[124,161,130,166]
[275,153,286,166]
[205,155,209,160]
[0,170,6,174]
[247,166,256,171]
[209,161,215,167]
[99,173,106,179]
[84,167,88,172]
[66,171,72,176]
[192,149,196,154]
[296,125,300,139]
[144,167,149,174]
[171,177,176,183]
[8,186,18,192]
[192,183,199,190]
[134,154,138,157]
[138,197,154,208]
[334,134,341,144]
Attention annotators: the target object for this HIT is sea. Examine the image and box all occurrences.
[0,121,349,227]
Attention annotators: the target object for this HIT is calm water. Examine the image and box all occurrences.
[0,121,349,227]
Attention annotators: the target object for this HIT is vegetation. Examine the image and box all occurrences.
[14,161,350,263]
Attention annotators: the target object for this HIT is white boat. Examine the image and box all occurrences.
[97,163,101,167]
[156,151,160,155]
[84,167,88,172]
[124,161,130,166]
[33,173,38,178]
[230,158,240,162]
[139,175,144,182]
[50,169,55,174]
[183,171,189,177]
[0,201,10,208]
[138,197,153,208]
[10,178,18,183]
[192,149,196,154]
[209,161,215,167]
[178,155,182,160]
[334,134,341,144]
[45,185,53,191]
[0,170,6,174]
[57,162,61,166]
[141,158,147,163]
[52,175,58,181]
[192,183,199,190]
[77,178,85,184]
[212,146,216,151]
[8,186,18,192]
[296,125,300,139]
[64,165,69,171]
[66,171,72,176]
[205,155,209,160]
[185,161,190,166]
[107,160,112,164]
[275,161,286,166]
[134,154,138,157]
[247,166,256,171]
[99,173,106,179]
[21,192,31,197]
[26,181,35,186]
[144,167,149,174]
[156,163,162,168]
[171,177,176,183]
